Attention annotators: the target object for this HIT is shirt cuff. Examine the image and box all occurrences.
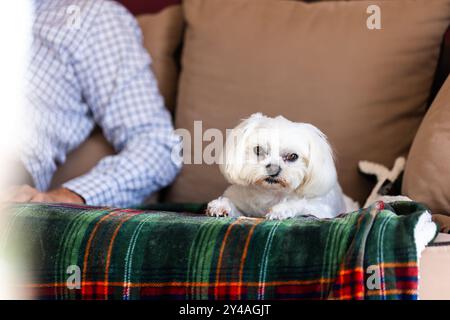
[19,153,54,191]
[63,173,120,207]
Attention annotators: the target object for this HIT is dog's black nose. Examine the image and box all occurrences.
[266,164,281,177]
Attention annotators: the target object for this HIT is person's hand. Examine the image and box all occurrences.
[7,185,85,204]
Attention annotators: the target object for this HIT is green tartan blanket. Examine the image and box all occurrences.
[2,201,436,300]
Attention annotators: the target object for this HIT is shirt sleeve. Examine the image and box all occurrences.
[63,2,181,207]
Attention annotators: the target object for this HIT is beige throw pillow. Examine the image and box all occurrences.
[137,5,184,112]
[403,75,450,215]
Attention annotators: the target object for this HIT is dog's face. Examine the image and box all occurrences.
[220,113,337,197]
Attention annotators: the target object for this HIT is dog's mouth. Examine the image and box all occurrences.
[261,177,288,188]
[264,177,280,184]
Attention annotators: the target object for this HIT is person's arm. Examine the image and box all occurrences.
[61,2,180,207]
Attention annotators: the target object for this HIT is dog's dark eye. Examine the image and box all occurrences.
[254,146,264,156]
[285,153,299,162]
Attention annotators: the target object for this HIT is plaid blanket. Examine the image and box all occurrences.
[2,201,435,300]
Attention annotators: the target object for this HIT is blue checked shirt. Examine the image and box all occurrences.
[22,0,181,207]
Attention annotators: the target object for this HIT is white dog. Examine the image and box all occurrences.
[206,113,357,220]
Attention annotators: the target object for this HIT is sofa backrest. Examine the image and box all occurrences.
[51,0,450,205]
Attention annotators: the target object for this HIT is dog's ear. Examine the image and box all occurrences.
[219,113,264,183]
[296,124,337,197]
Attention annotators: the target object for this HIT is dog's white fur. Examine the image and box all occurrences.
[206,113,355,220]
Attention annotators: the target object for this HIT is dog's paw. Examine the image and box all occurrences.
[206,197,233,217]
[266,203,299,220]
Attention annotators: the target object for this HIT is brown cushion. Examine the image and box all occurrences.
[165,0,450,203]
[137,5,184,112]
[403,75,450,215]
[50,129,114,188]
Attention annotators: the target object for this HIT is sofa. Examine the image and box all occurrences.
[34,0,450,299]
